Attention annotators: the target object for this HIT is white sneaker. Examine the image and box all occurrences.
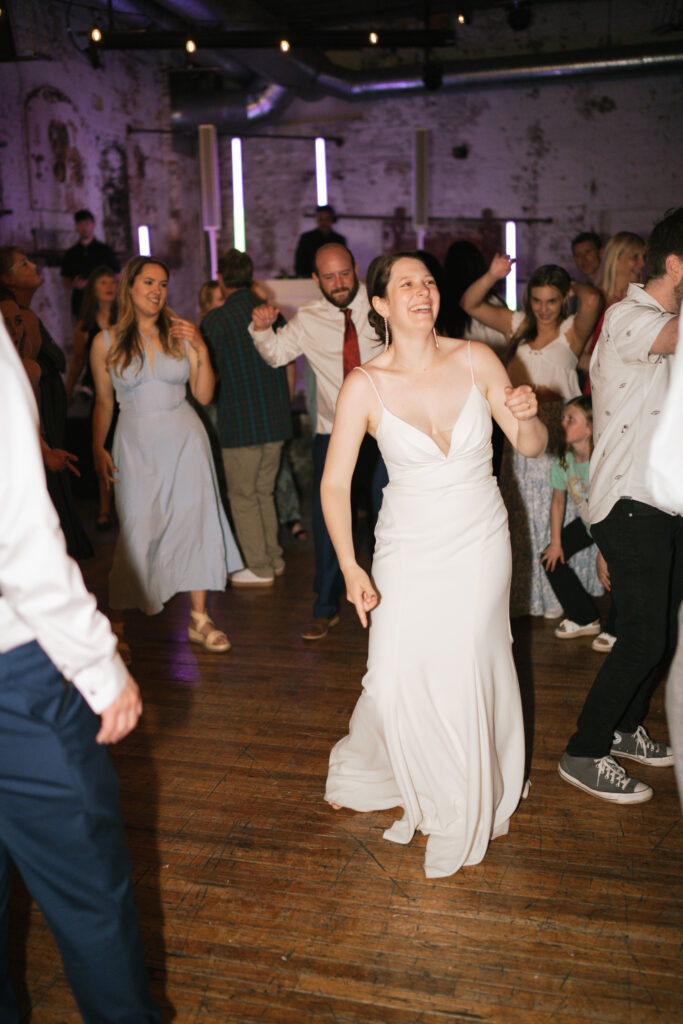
[592,631,616,653]
[554,618,601,639]
[230,568,274,588]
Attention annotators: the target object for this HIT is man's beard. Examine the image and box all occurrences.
[674,278,683,312]
[319,275,360,309]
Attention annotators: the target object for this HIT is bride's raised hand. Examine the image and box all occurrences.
[344,564,379,628]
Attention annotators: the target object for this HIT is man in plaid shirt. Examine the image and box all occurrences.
[202,249,292,587]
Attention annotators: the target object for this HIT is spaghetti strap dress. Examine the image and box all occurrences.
[325,343,525,878]
[104,330,242,614]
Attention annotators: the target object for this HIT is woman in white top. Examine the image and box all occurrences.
[461,257,603,616]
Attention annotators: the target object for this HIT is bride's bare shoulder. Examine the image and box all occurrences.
[444,336,503,366]
[437,335,472,362]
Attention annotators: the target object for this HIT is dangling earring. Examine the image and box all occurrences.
[433,326,439,350]
[384,317,390,350]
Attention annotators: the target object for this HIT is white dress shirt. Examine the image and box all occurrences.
[0,320,127,713]
[589,283,677,524]
[248,282,382,434]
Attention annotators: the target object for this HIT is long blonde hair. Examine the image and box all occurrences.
[107,256,181,374]
[596,231,645,303]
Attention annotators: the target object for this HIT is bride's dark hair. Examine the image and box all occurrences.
[366,251,430,343]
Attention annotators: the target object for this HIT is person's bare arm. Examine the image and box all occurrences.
[475,343,547,457]
[460,254,515,338]
[540,489,567,571]
[286,361,296,400]
[65,322,89,402]
[172,317,215,405]
[320,372,379,627]
[19,308,43,361]
[90,332,118,490]
[650,316,679,355]
[567,280,603,357]
[21,356,41,405]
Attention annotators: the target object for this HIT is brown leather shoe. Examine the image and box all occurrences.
[301,614,340,641]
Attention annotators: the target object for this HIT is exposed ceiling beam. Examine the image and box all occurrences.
[99,28,456,50]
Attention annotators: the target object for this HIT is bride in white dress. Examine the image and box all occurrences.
[321,253,547,878]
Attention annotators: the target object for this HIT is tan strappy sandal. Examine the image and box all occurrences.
[188,611,231,653]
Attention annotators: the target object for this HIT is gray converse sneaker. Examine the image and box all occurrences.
[558,753,653,804]
[610,725,674,767]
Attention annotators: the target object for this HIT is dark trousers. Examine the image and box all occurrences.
[312,433,387,619]
[567,499,683,757]
[0,642,159,1023]
[544,517,603,627]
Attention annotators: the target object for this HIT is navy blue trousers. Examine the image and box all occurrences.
[312,433,387,619]
[0,641,159,1023]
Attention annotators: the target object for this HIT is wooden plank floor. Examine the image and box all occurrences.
[9,508,682,1024]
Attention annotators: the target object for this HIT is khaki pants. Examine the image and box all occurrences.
[222,442,284,577]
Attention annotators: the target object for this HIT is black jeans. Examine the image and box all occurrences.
[567,499,683,757]
[544,517,600,626]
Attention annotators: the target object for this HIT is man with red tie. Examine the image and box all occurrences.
[250,244,385,639]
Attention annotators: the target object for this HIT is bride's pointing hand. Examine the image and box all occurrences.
[344,564,379,628]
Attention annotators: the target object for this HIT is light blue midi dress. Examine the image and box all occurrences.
[104,331,242,614]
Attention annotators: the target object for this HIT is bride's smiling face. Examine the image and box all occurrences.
[376,257,440,332]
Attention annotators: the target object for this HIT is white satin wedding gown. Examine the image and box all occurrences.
[325,344,525,878]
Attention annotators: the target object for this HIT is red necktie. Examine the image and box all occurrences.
[343,308,361,378]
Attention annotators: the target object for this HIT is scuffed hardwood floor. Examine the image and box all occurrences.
[9,515,682,1024]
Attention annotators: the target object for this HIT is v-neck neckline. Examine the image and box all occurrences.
[380,385,476,458]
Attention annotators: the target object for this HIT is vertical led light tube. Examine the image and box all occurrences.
[137,225,151,257]
[315,137,328,206]
[505,220,517,311]
[231,137,246,252]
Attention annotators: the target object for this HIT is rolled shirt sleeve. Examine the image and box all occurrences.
[248,320,304,367]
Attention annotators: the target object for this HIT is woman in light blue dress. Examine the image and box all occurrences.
[90,257,242,657]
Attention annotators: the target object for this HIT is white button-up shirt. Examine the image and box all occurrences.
[589,283,677,524]
[248,282,382,435]
[0,320,127,713]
